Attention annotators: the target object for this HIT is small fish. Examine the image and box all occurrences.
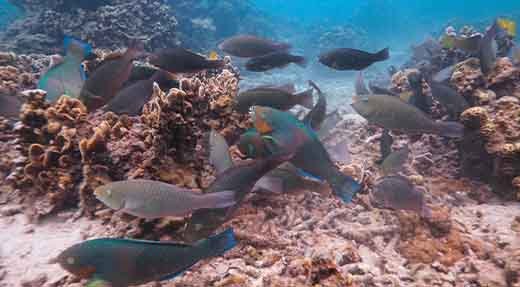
[432,64,456,83]
[380,145,410,175]
[94,179,236,219]
[378,129,394,164]
[218,35,291,58]
[303,80,327,130]
[319,47,389,71]
[53,228,237,286]
[0,93,22,119]
[245,51,306,72]
[80,39,145,111]
[253,106,361,203]
[430,82,469,119]
[479,21,499,74]
[371,175,431,217]
[355,72,371,96]
[207,129,233,174]
[105,71,173,116]
[497,18,516,37]
[183,153,292,242]
[236,86,313,113]
[38,36,91,102]
[149,47,225,74]
[351,95,464,138]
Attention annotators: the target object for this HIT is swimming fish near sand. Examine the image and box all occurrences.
[38,36,91,102]
[218,35,291,58]
[245,51,306,72]
[149,47,225,74]
[236,85,314,113]
[319,47,389,71]
[53,228,237,287]
[94,179,236,219]
[80,39,145,111]
[351,94,464,138]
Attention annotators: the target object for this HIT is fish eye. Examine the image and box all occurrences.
[67,257,75,265]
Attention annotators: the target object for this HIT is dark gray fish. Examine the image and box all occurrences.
[407,72,432,113]
[236,86,313,113]
[303,80,327,130]
[0,93,22,119]
[432,64,456,83]
[149,47,224,74]
[479,21,499,74]
[182,153,291,242]
[368,83,398,96]
[218,35,291,58]
[105,71,172,116]
[379,129,394,163]
[351,95,464,138]
[245,51,306,72]
[207,129,233,175]
[371,175,431,217]
[319,47,389,71]
[380,145,409,175]
[355,72,371,96]
[430,82,469,119]
[80,39,144,111]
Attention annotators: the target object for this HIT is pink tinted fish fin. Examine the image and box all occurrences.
[253,176,285,193]
[203,190,237,209]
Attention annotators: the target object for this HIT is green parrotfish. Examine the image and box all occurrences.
[53,228,237,287]
[38,36,92,102]
[319,47,389,71]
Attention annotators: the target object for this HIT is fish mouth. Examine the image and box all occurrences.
[251,106,273,134]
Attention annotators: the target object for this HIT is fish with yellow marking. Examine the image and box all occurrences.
[497,18,516,37]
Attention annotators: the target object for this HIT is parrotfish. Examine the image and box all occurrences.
[38,36,91,102]
[479,21,499,74]
[252,106,361,203]
[371,175,432,218]
[497,18,516,37]
[0,93,22,119]
[237,129,274,159]
[430,82,469,119]
[218,35,291,58]
[319,47,389,71]
[245,51,306,72]
[510,43,520,66]
[407,72,432,113]
[236,85,313,113]
[53,228,237,287]
[182,153,292,242]
[149,47,225,74]
[432,64,456,83]
[206,129,234,175]
[316,110,342,139]
[441,34,483,53]
[380,145,410,175]
[355,72,371,96]
[94,179,236,219]
[378,129,394,164]
[351,95,464,138]
[303,80,327,130]
[80,39,144,111]
[105,70,173,116]
[368,83,399,97]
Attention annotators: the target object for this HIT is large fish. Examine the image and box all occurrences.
[319,47,389,71]
[53,228,237,287]
[245,51,306,72]
[371,175,431,217]
[94,179,236,219]
[0,93,22,119]
[252,106,361,203]
[38,36,91,102]
[105,71,172,116]
[149,47,225,74]
[429,82,469,119]
[351,95,464,138]
[80,39,144,111]
[183,153,292,242]
[218,35,291,58]
[206,129,234,175]
[236,85,313,113]
[441,34,483,53]
[407,72,431,113]
[479,21,499,74]
[380,145,409,176]
[432,64,456,83]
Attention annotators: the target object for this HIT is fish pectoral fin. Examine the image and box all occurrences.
[86,278,112,287]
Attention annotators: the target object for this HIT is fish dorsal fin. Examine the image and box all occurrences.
[98,237,194,248]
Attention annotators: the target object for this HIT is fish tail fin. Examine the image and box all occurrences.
[375,47,390,61]
[436,121,465,138]
[293,55,307,67]
[63,36,92,59]
[203,190,237,209]
[330,174,361,203]
[296,89,314,109]
[201,228,237,256]
[254,176,285,193]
